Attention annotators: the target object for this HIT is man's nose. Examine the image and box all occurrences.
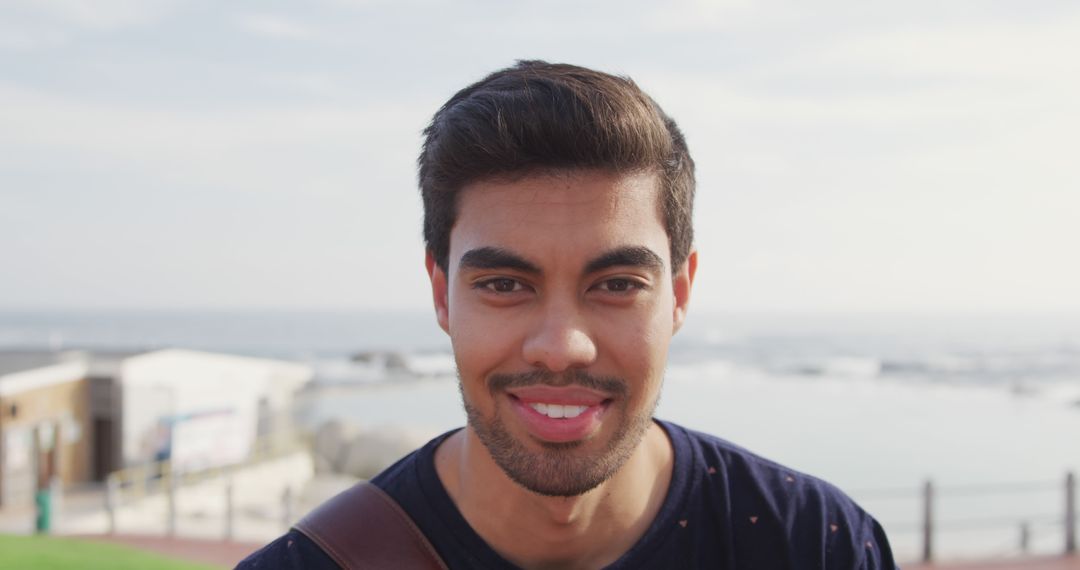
[521,304,598,373]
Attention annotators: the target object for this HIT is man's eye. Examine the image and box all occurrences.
[595,278,643,294]
[479,278,523,293]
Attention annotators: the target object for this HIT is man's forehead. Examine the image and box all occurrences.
[455,170,662,226]
[447,170,669,268]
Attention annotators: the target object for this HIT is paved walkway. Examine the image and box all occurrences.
[906,555,1080,569]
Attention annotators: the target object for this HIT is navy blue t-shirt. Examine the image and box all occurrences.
[238,420,898,569]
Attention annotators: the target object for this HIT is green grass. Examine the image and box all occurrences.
[0,534,221,570]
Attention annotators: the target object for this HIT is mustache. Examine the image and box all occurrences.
[488,369,627,397]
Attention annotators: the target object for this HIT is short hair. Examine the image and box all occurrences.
[418,60,695,272]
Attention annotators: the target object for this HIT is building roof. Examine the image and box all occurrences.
[0,350,82,377]
[0,349,153,376]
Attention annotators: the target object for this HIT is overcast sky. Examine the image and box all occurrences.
[2,0,1078,314]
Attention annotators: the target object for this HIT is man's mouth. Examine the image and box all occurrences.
[485,371,626,443]
[505,387,613,443]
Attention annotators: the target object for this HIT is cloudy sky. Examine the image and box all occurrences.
[2,0,1078,314]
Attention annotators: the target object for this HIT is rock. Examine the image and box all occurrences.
[312,451,335,475]
[313,420,359,472]
[312,420,436,478]
[383,352,409,372]
[336,426,433,479]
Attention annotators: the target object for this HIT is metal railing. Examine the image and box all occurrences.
[853,471,1077,562]
[101,439,1076,559]
[103,431,310,536]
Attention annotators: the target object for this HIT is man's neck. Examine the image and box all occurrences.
[434,422,674,570]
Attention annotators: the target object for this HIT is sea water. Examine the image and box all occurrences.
[3,310,1079,561]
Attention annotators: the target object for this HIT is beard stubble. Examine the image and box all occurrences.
[462,368,657,497]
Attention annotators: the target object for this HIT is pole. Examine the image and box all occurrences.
[1020,521,1030,554]
[922,479,934,563]
[225,476,234,541]
[1067,471,1076,555]
[105,475,118,534]
[282,486,293,532]
[166,467,177,537]
[50,476,62,517]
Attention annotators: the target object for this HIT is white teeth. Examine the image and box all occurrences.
[563,405,586,418]
[529,403,588,419]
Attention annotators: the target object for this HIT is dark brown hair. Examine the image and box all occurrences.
[419,60,695,272]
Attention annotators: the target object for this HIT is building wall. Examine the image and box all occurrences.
[0,350,311,506]
[0,375,93,507]
[119,349,311,472]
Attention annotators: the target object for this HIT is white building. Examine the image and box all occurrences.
[112,349,312,472]
[0,348,312,507]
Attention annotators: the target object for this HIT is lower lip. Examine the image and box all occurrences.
[509,397,608,443]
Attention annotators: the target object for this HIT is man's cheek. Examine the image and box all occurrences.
[452,328,506,378]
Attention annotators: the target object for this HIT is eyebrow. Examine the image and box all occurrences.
[458,247,541,274]
[457,245,665,276]
[584,246,665,275]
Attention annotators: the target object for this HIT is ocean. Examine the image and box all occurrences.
[3,309,1079,561]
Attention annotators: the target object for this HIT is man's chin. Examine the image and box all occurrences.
[465,408,649,498]
[502,451,621,497]
[483,432,616,496]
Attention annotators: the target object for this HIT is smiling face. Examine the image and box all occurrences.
[427,169,695,497]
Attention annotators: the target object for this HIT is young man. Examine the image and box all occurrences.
[239,61,897,569]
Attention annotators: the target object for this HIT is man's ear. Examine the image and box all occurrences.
[425,250,450,333]
[672,249,697,334]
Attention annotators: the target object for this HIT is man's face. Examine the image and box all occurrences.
[427,170,695,497]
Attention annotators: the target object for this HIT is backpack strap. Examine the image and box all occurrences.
[293,481,448,570]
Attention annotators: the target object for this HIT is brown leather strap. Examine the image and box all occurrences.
[293,481,448,570]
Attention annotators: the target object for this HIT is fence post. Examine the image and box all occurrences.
[49,476,63,526]
[105,475,118,534]
[224,476,234,541]
[282,486,293,532]
[922,479,934,563]
[166,466,177,537]
[1067,471,1076,555]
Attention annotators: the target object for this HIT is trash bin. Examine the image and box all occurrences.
[35,488,51,534]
